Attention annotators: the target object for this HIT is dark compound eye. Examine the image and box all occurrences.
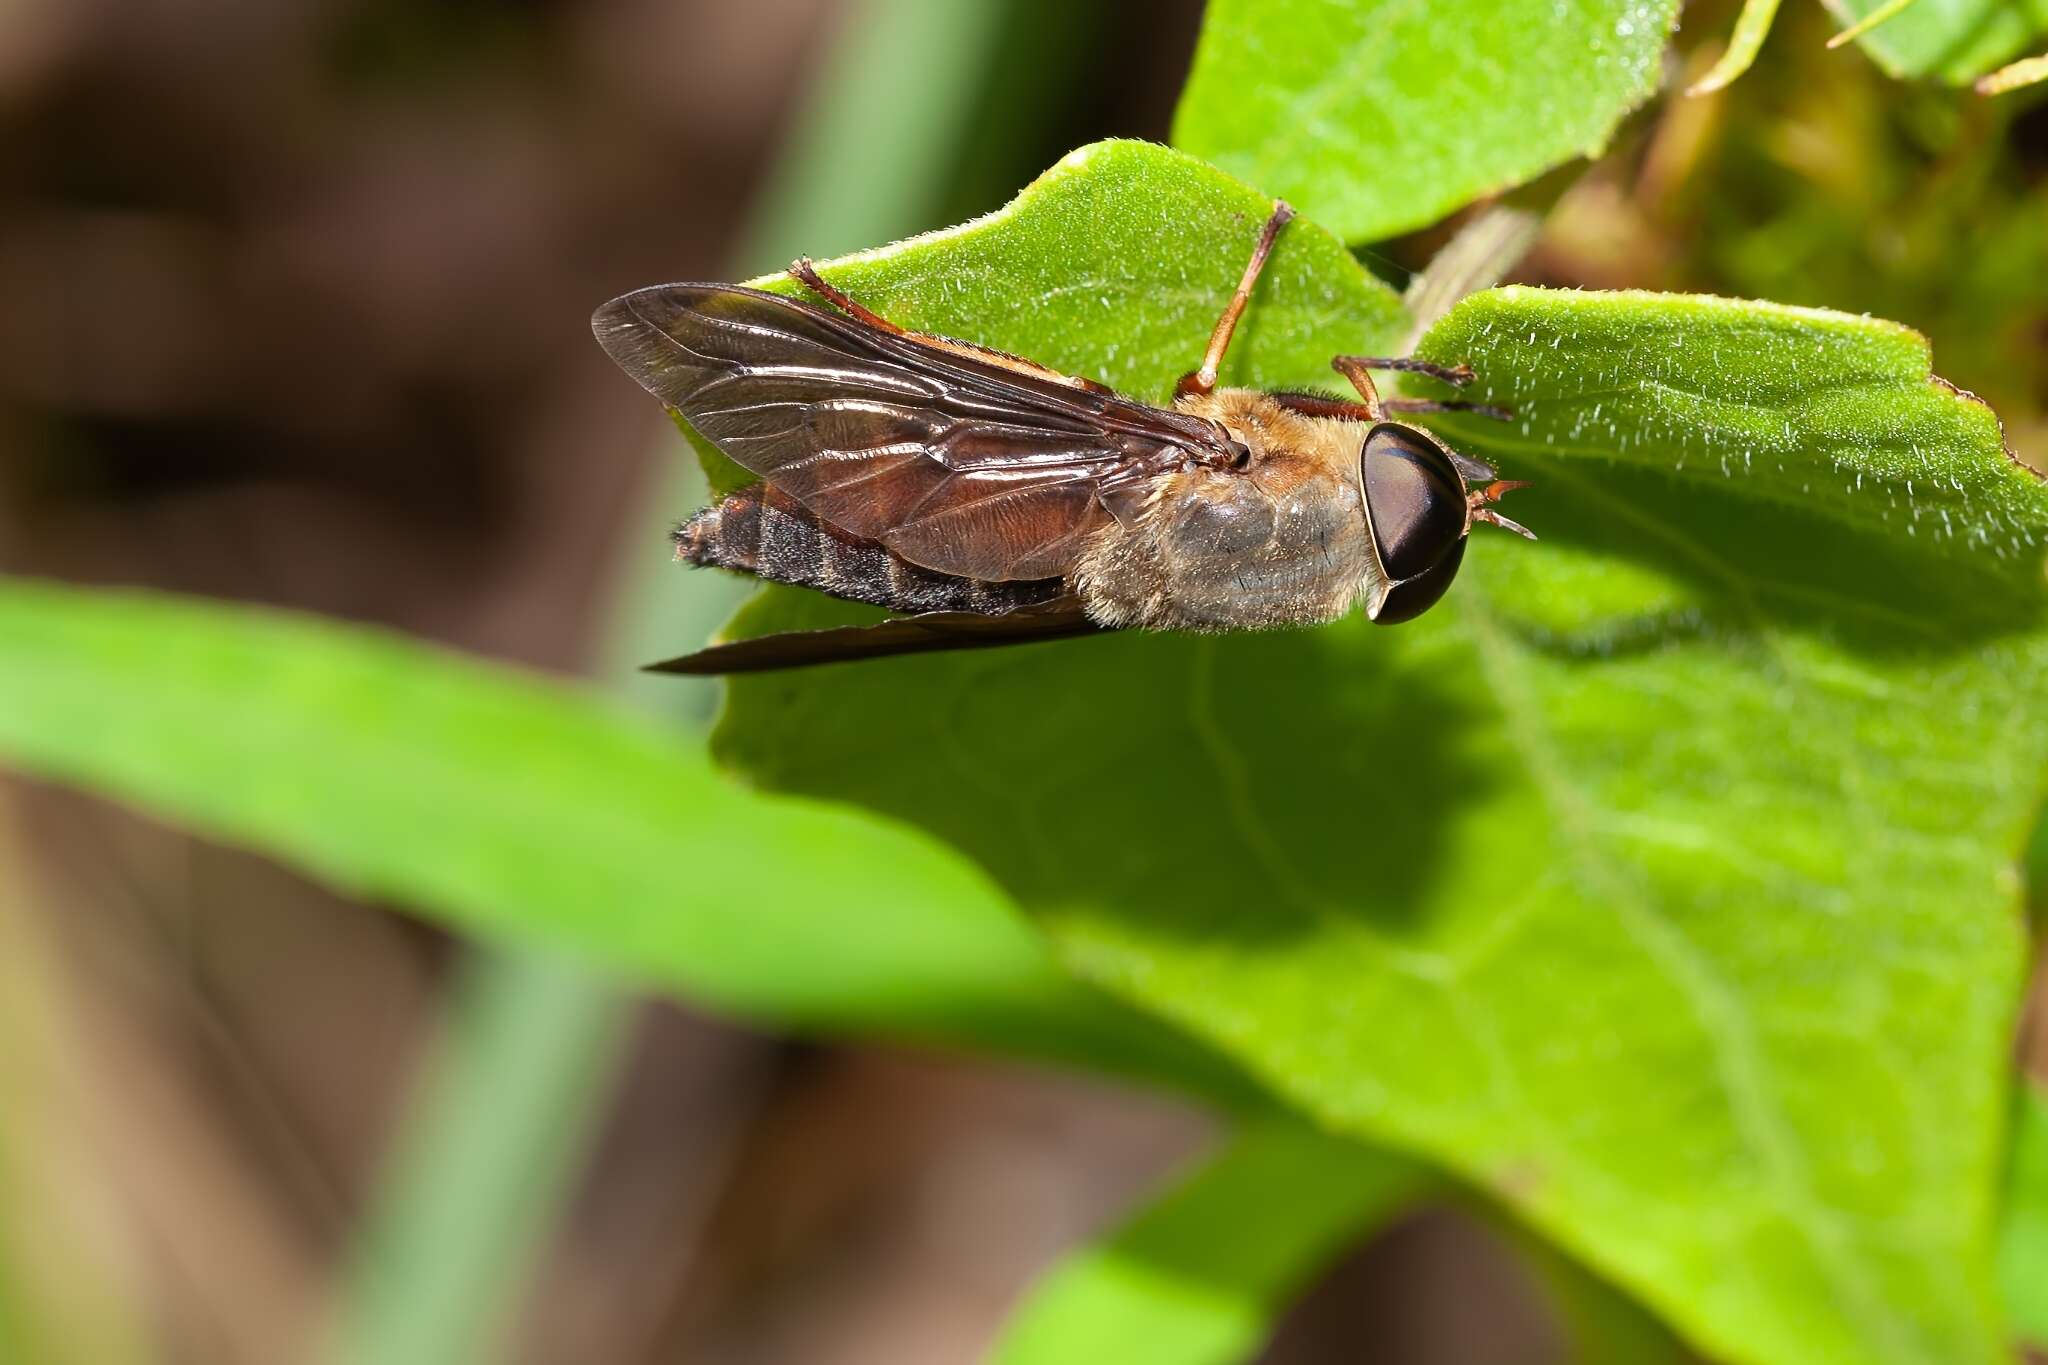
[1359,423,1468,623]
[1373,534,1465,623]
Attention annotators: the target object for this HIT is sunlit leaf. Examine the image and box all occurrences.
[704,144,2048,1365]
[1173,0,1681,242]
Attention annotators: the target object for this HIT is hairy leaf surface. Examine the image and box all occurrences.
[706,143,2048,1365]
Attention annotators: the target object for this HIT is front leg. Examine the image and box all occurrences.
[1332,355,1511,421]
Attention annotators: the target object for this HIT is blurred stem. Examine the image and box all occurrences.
[330,4,1019,1363]
[0,814,149,1365]
[321,953,625,1365]
[1684,0,1781,96]
[733,0,1016,276]
[1398,206,1542,352]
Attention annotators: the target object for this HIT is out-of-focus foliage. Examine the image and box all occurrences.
[706,143,2048,1365]
[1688,0,1788,94]
[1831,0,2048,84]
[0,579,1251,1101]
[1688,0,2048,92]
[991,1123,1425,1365]
[1173,0,1682,241]
[2004,1084,2048,1349]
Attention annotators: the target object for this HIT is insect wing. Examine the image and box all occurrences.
[592,283,1232,581]
[642,598,1105,675]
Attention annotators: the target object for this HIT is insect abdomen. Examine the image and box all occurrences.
[675,485,1065,616]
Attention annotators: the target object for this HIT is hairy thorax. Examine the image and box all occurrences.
[1073,390,1384,631]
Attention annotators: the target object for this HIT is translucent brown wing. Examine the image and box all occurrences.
[642,597,1105,675]
[592,283,1235,581]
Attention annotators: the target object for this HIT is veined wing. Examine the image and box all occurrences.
[592,283,1235,581]
[642,598,1106,675]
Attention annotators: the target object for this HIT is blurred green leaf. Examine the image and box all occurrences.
[2004,1082,2048,1349]
[703,146,2048,1364]
[1172,0,1680,243]
[991,1121,1425,1365]
[0,577,1259,1104]
[1830,0,2048,84]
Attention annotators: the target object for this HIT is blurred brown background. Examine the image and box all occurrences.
[1,1,2041,1362]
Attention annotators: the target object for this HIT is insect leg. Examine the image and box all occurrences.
[788,258,910,335]
[1383,397,1515,421]
[1332,355,1476,386]
[1329,355,1386,420]
[1176,200,1295,398]
[1270,391,1382,422]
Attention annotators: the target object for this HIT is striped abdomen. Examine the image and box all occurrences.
[674,485,1067,616]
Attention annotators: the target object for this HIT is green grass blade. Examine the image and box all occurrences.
[319,952,626,1365]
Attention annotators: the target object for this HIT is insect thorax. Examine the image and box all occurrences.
[1074,462,1376,631]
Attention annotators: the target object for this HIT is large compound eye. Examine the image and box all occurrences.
[1360,423,1467,581]
[1359,423,1468,623]
[1372,534,1465,623]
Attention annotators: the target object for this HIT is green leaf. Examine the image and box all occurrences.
[741,140,1408,398]
[704,150,2048,1364]
[1829,0,2048,85]
[991,1122,1426,1365]
[0,577,1259,1104]
[2003,1082,2048,1349]
[1416,288,2046,562]
[1171,0,1681,243]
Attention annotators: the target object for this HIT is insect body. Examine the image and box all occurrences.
[593,203,1532,673]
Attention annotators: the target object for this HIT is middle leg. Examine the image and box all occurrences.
[1176,200,1295,399]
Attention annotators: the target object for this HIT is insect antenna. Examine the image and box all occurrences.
[1469,479,1536,539]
